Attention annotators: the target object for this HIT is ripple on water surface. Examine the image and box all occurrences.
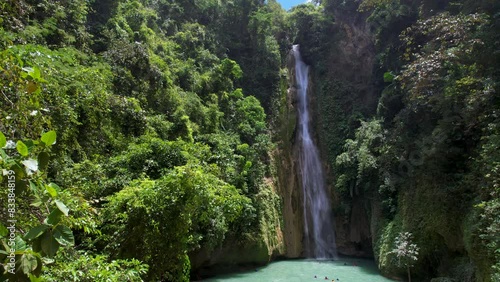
[204,258,395,282]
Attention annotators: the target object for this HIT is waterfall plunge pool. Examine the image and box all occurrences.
[203,257,395,282]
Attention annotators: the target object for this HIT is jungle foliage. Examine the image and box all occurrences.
[292,0,500,280]
[0,0,290,281]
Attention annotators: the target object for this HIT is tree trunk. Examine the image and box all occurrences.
[407,265,411,282]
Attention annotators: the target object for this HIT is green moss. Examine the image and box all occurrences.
[255,182,285,257]
[463,206,494,281]
[215,239,270,265]
[374,215,403,277]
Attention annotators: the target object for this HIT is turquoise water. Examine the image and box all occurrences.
[204,258,394,282]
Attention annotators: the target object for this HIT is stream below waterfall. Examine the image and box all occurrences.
[204,258,395,282]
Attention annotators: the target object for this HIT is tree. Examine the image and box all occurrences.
[389,232,419,282]
[102,163,251,281]
[0,131,100,280]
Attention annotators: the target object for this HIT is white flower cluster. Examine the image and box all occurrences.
[390,232,420,267]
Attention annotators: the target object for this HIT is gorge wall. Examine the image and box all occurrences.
[278,1,500,281]
[312,5,378,258]
[274,5,378,259]
[274,51,304,258]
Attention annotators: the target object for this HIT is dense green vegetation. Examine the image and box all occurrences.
[0,0,289,281]
[293,0,500,281]
[1,0,499,281]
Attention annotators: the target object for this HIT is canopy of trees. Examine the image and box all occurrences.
[0,0,289,280]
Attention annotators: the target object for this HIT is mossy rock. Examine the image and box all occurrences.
[374,215,405,277]
[216,239,270,265]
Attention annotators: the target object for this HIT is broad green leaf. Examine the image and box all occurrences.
[30,273,44,282]
[32,237,42,253]
[0,131,6,148]
[20,253,38,275]
[14,236,28,251]
[53,225,74,246]
[38,152,50,171]
[16,141,29,156]
[32,66,41,80]
[24,225,50,241]
[54,200,69,216]
[48,183,60,192]
[22,66,43,81]
[31,199,43,207]
[22,67,33,77]
[41,131,56,146]
[40,230,59,258]
[45,184,57,197]
[45,209,63,225]
[0,222,7,237]
[1,148,7,159]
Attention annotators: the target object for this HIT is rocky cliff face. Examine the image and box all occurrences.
[273,52,304,258]
[307,5,379,258]
[275,9,379,256]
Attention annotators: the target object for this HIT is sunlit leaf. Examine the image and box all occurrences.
[0,132,6,148]
[41,131,57,146]
[48,183,60,192]
[22,67,34,77]
[46,184,57,197]
[30,273,44,282]
[16,141,29,156]
[55,200,69,216]
[32,66,41,80]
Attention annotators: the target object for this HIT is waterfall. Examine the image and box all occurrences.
[293,45,337,259]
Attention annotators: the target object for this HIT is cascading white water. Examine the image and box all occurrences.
[293,45,337,259]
